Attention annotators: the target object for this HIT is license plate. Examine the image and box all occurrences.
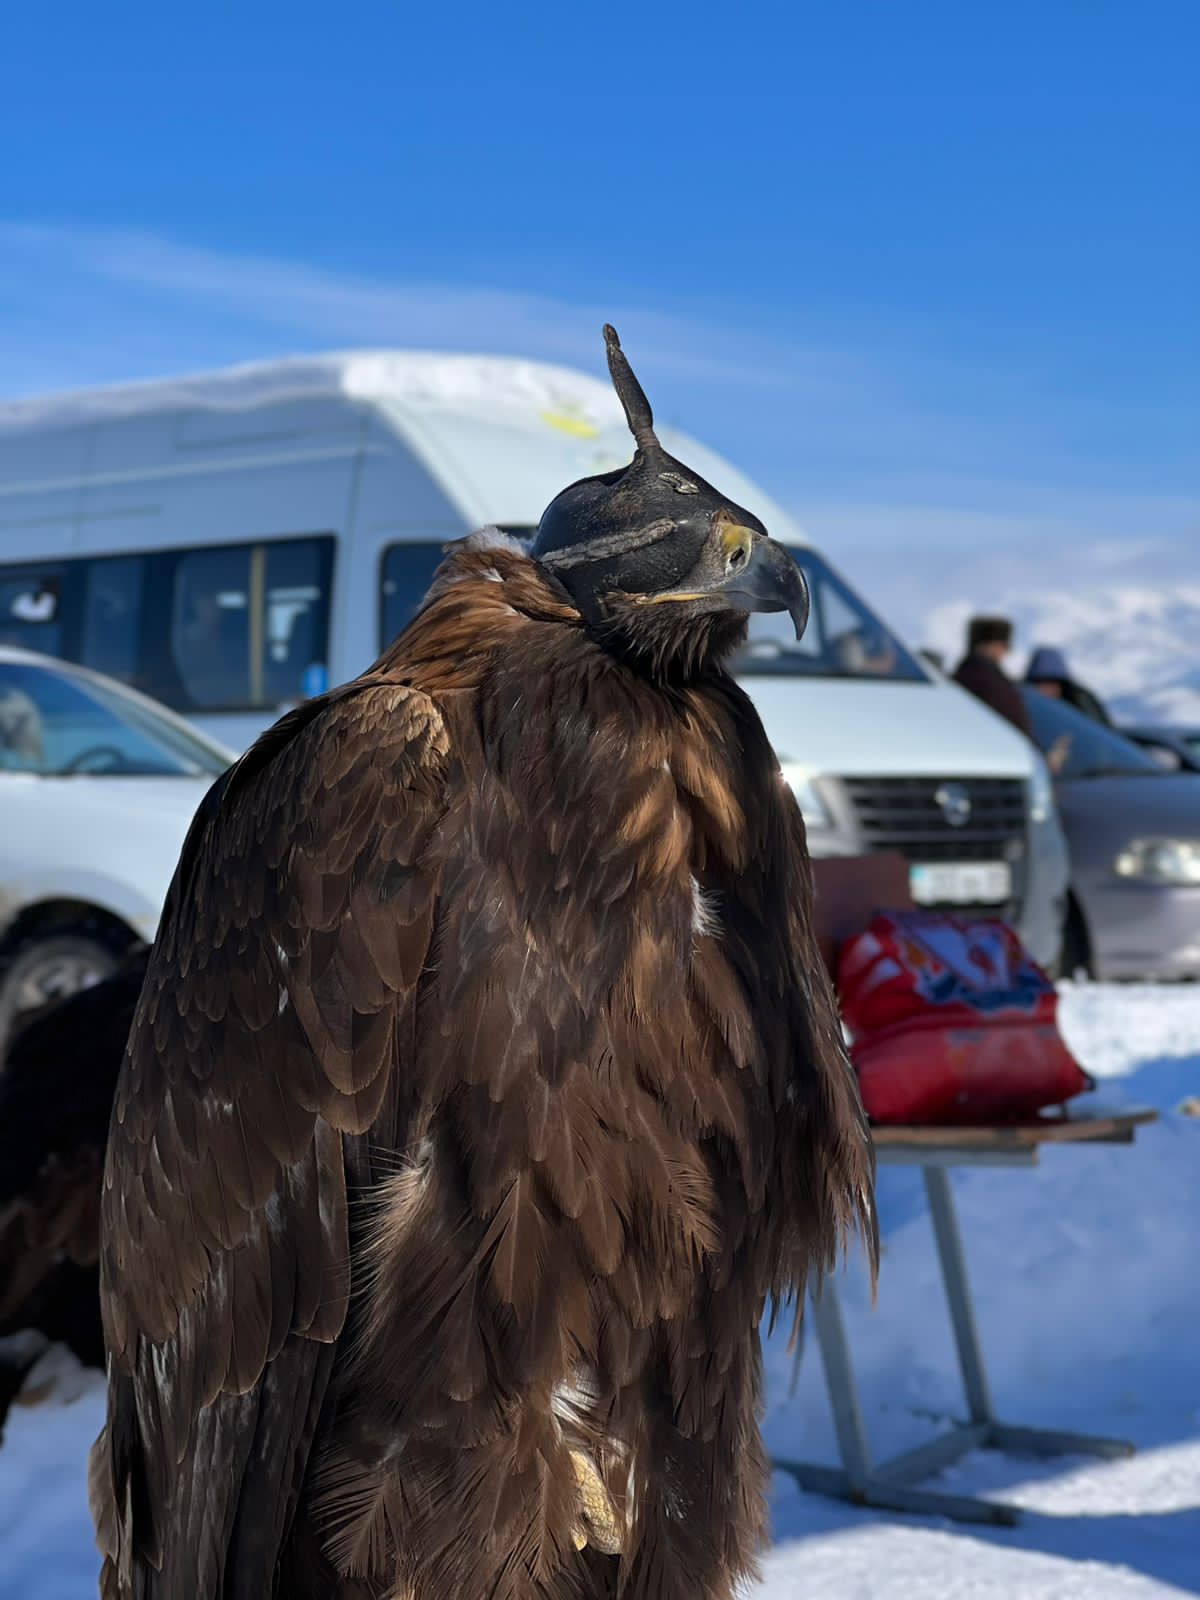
[910,861,1012,906]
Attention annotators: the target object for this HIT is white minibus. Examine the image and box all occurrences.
[0,351,1067,966]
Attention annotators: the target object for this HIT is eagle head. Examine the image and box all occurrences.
[530,325,810,677]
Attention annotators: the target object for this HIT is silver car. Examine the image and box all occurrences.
[0,645,230,1044]
[1023,687,1200,979]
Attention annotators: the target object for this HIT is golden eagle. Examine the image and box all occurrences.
[92,327,876,1599]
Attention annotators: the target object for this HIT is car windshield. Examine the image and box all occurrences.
[1022,686,1163,779]
[0,659,231,778]
[729,547,928,681]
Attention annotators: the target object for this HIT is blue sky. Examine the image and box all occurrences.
[2,0,1197,629]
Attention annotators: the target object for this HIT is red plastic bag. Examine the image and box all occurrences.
[837,911,1092,1124]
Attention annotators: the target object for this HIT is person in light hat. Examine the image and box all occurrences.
[1025,644,1112,726]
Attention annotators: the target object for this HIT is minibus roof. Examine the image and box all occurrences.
[0,350,810,544]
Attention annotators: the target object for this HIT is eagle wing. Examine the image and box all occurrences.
[93,681,451,1596]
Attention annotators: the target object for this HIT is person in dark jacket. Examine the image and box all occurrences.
[1025,645,1112,725]
[953,616,1033,738]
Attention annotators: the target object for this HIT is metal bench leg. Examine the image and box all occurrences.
[922,1165,1134,1465]
[810,1280,873,1490]
[772,1278,1023,1527]
[774,1155,1131,1526]
[923,1165,994,1425]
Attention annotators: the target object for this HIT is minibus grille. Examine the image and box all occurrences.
[843,775,1028,916]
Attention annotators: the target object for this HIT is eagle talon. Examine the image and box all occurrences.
[569,1448,623,1555]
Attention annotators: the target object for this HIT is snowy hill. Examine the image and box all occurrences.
[922,585,1200,724]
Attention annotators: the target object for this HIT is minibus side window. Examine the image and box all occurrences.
[262,539,331,704]
[165,536,335,712]
[0,566,70,658]
[170,545,254,709]
[0,536,334,713]
[82,557,146,685]
[379,543,445,650]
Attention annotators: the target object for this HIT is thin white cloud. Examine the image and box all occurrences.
[0,220,839,396]
[820,494,1200,659]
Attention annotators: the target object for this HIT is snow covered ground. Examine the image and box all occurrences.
[1,983,1197,1598]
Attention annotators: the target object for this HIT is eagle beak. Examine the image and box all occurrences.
[635,527,811,641]
[716,532,811,640]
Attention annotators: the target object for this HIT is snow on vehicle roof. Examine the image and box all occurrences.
[0,349,808,547]
[0,350,627,436]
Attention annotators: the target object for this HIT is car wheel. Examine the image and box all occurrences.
[0,934,120,1053]
[1060,898,1093,983]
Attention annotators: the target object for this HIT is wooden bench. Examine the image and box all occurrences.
[771,855,1158,1527]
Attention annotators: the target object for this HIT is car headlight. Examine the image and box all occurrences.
[781,765,833,831]
[1113,839,1200,885]
[1028,755,1055,825]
